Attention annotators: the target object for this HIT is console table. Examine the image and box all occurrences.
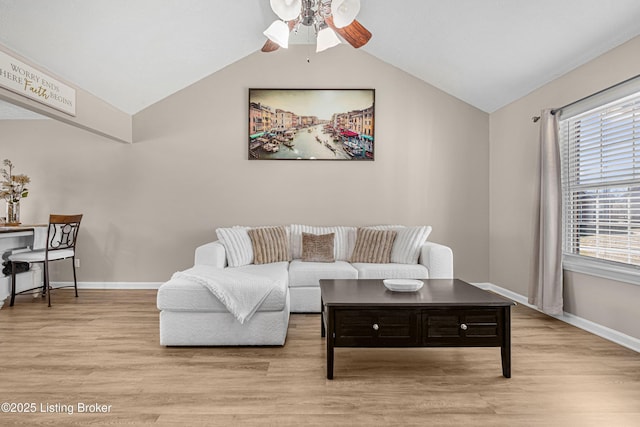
[320,279,516,379]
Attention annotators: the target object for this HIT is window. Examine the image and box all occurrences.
[559,79,640,282]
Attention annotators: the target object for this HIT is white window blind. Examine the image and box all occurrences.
[559,89,640,270]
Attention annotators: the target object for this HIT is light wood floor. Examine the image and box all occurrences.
[0,290,639,426]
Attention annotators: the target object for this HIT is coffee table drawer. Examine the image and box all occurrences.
[334,309,420,346]
[422,309,503,346]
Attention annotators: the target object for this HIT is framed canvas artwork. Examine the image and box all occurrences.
[249,88,375,160]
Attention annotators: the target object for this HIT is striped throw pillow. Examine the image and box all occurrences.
[215,226,253,267]
[350,228,397,264]
[248,226,291,264]
[391,226,432,264]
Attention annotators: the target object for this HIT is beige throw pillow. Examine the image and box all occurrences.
[290,225,356,261]
[248,226,291,264]
[302,232,335,263]
[350,228,397,263]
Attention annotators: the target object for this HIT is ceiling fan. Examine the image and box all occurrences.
[262,0,372,53]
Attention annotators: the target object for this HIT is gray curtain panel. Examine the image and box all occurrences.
[530,109,563,315]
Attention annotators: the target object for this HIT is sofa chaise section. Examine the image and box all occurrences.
[157,261,290,346]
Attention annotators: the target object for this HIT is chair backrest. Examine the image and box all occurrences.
[47,214,83,251]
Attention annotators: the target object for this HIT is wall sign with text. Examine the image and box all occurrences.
[0,50,76,116]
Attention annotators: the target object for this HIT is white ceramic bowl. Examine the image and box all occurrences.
[383,279,424,292]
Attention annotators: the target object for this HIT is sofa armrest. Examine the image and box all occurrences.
[194,241,227,268]
[419,241,453,279]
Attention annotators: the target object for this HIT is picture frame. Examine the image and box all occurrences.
[249,88,375,160]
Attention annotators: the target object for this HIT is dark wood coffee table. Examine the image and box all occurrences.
[320,279,515,379]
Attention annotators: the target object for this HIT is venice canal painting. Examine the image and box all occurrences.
[249,89,374,160]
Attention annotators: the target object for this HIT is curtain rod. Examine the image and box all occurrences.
[531,72,640,123]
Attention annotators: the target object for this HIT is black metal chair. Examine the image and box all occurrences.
[9,214,83,307]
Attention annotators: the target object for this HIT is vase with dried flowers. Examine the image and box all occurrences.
[0,159,30,225]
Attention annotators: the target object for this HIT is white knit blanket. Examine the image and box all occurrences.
[171,265,276,324]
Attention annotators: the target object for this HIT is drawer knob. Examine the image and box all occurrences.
[372,323,379,331]
[460,323,468,331]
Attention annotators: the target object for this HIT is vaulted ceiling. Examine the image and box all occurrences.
[1,0,640,119]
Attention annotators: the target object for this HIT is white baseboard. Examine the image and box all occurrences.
[51,281,163,290]
[0,281,163,309]
[473,282,640,353]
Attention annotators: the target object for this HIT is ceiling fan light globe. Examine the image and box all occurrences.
[316,27,341,52]
[270,0,302,22]
[330,0,360,28]
[264,20,290,49]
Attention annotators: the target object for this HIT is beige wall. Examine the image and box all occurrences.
[490,36,640,339]
[1,45,490,284]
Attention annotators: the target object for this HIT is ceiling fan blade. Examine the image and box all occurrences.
[261,20,297,53]
[325,16,371,48]
[261,39,281,52]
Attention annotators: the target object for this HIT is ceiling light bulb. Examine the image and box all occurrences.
[270,0,302,22]
[330,0,360,28]
[264,20,290,49]
[316,27,341,52]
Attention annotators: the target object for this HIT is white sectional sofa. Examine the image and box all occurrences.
[157,225,453,346]
[194,239,453,312]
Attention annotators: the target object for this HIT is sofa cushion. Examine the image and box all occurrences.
[288,260,358,288]
[351,262,428,279]
[215,226,253,267]
[290,225,356,261]
[350,228,397,263]
[231,261,290,286]
[302,232,335,262]
[248,226,291,264]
